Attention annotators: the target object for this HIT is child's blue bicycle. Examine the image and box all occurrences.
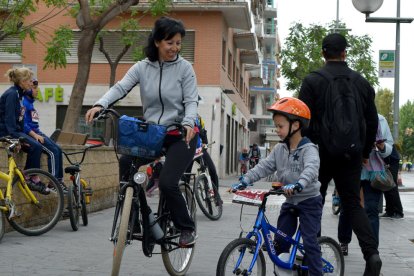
[216,185,344,275]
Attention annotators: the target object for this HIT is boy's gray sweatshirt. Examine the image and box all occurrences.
[243,137,321,205]
[95,56,198,128]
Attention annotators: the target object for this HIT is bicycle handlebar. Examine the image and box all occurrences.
[62,144,103,166]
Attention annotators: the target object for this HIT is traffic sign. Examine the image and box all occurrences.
[379,50,395,78]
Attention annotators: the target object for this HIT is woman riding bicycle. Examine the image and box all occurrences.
[231,97,323,275]
[85,16,199,247]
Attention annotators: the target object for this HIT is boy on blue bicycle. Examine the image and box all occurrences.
[231,97,323,276]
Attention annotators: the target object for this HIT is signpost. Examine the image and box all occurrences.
[379,50,395,78]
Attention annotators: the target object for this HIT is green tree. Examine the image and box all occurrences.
[0,0,67,51]
[43,0,170,132]
[281,22,378,96]
[399,101,414,160]
[375,87,393,130]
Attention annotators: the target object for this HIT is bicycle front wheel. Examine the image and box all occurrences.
[161,183,196,276]
[111,186,133,276]
[194,174,222,220]
[7,168,64,236]
[0,211,5,242]
[216,238,266,276]
[68,185,80,231]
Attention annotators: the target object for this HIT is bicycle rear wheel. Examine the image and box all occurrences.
[161,183,196,276]
[111,186,133,276]
[194,174,222,220]
[216,238,266,276]
[7,168,64,236]
[0,211,5,242]
[68,185,80,231]
[299,236,344,276]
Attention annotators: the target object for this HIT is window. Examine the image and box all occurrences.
[0,36,22,63]
[221,39,226,67]
[228,51,233,79]
[67,30,195,64]
[250,95,256,115]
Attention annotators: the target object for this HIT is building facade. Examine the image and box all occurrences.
[0,0,280,177]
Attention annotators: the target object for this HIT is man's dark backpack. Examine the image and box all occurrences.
[314,69,366,157]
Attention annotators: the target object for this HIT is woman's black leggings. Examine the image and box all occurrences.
[119,134,198,231]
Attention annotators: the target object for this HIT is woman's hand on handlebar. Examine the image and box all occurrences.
[183,125,195,145]
[85,106,103,124]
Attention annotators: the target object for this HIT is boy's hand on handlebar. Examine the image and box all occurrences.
[228,178,252,192]
[85,106,103,124]
[282,183,303,197]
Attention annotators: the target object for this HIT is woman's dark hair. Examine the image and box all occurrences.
[144,16,186,62]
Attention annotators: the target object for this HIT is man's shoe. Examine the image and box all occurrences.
[363,254,382,276]
[178,230,197,247]
[59,181,68,194]
[379,213,393,219]
[340,243,348,256]
[27,179,50,195]
[391,213,404,219]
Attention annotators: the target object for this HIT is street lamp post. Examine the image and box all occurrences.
[352,0,413,142]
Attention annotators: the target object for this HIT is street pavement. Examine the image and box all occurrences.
[0,172,413,275]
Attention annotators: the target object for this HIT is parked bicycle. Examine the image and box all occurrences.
[217,184,344,276]
[94,109,197,276]
[62,144,101,231]
[0,137,64,241]
[192,142,223,220]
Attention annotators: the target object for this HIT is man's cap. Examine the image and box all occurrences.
[322,33,348,52]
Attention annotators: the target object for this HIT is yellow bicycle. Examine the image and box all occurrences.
[0,137,64,241]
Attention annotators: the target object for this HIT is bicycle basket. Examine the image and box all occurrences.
[232,189,266,207]
[117,115,167,158]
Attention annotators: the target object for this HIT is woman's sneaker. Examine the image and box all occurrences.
[340,243,348,256]
[178,230,197,247]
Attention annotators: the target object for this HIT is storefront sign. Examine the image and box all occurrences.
[35,85,64,102]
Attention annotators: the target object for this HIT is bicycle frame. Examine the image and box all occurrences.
[241,204,306,273]
[0,148,39,217]
[235,192,336,275]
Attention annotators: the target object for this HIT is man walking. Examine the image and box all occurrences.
[299,33,382,275]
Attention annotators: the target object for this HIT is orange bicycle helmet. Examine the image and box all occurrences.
[267,97,311,127]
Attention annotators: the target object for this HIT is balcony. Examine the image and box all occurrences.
[245,64,261,78]
[249,85,275,96]
[135,0,252,30]
[240,50,259,65]
[233,31,257,51]
[264,5,277,19]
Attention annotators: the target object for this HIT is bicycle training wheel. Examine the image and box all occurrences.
[111,186,133,276]
[216,238,266,276]
[0,211,5,242]
[299,236,344,276]
[161,183,196,276]
[7,168,64,236]
[194,174,223,220]
[79,183,88,226]
[68,185,80,231]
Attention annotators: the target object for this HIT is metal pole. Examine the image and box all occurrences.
[394,0,401,141]
[336,0,340,30]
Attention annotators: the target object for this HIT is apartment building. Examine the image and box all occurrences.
[0,0,280,177]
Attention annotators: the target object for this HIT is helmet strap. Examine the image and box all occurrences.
[281,121,301,152]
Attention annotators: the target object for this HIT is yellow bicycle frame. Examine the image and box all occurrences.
[0,155,39,213]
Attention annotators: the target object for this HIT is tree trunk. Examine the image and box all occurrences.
[62,29,98,132]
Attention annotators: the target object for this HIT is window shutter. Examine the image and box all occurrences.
[0,36,22,63]
[68,30,195,64]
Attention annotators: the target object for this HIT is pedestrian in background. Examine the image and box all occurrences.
[299,33,382,275]
[0,68,49,194]
[23,79,68,193]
